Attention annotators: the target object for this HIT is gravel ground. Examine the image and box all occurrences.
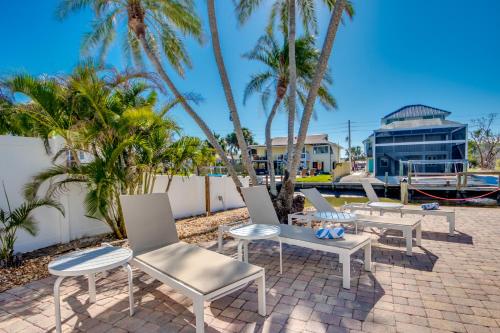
[0,208,249,293]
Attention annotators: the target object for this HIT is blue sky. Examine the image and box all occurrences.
[1,0,499,151]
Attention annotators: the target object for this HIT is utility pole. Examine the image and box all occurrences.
[348,120,352,167]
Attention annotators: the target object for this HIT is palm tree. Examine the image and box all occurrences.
[57,0,245,189]
[236,0,353,200]
[13,64,180,239]
[236,0,318,176]
[1,183,64,266]
[163,136,205,192]
[206,0,258,186]
[280,0,349,214]
[243,33,336,194]
[3,73,79,157]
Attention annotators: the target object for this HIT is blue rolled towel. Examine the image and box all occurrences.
[316,227,345,239]
[421,202,440,210]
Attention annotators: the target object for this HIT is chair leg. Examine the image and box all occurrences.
[243,241,249,263]
[340,253,351,289]
[124,264,134,316]
[404,229,412,256]
[88,273,96,303]
[448,214,455,236]
[257,273,266,316]
[53,276,65,333]
[218,226,224,252]
[193,297,205,333]
[364,243,372,271]
[416,224,422,246]
[237,240,244,261]
[278,238,283,274]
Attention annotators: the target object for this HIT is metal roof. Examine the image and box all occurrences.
[383,105,451,121]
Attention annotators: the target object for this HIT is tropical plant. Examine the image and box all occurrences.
[57,0,246,190]
[0,183,64,266]
[163,136,211,191]
[4,63,179,239]
[243,33,336,194]
[0,97,35,136]
[193,141,216,175]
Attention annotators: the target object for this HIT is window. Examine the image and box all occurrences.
[313,145,330,154]
[79,151,85,160]
[375,136,393,144]
[380,158,389,167]
[425,133,447,141]
[394,135,423,143]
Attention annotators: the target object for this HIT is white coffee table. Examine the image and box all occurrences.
[48,246,134,333]
[229,224,282,273]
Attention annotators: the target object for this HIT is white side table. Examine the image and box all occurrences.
[314,211,359,232]
[229,224,283,274]
[368,202,404,209]
[48,246,134,333]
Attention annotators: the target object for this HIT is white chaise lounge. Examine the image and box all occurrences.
[241,186,372,289]
[120,193,266,333]
[343,179,456,235]
[299,188,423,256]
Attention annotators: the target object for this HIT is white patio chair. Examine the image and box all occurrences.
[241,186,372,289]
[299,188,423,255]
[120,193,266,333]
[343,179,456,235]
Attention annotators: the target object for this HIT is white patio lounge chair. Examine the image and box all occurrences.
[120,193,266,333]
[286,188,336,227]
[299,188,423,256]
[241,186,372,289]
[343,179,456,235]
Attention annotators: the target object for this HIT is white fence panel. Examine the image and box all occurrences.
[0,135,247,253]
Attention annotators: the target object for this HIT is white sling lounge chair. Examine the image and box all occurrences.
[299,187,423,256]
[120,193,266,333]
[343,179,456,235]
[241,186,372,289]
[286,188,337,227]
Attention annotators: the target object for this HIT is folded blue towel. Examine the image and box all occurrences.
[316,227,345,239]
[421,202,440,210]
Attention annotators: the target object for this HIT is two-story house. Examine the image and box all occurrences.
[249,134,342,175]
[364,105,468,177]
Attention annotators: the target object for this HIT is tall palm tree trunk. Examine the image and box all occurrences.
[207,0,258,186]
[137,35,243,189]
[286,0,297,174]
[266,96,283,195]
[278,0,346,210]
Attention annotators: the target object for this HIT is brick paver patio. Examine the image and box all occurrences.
[1,206,499,333]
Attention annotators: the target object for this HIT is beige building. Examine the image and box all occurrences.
[249,134,342,175]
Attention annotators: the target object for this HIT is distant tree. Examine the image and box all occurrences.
[225,128,256,162]
[243,33,336,194]
[163,136,207,192]
[469,113,500,170]
[467,140,479,168]
[346,146,364,161]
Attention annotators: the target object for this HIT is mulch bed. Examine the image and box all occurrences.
[0,208,249,293]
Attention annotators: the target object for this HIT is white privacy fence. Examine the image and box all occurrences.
[0,135,247,253]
